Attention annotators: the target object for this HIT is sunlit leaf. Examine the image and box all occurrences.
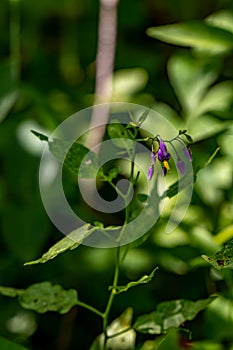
[134,297,215,334]
[90,308,135,350]
[202,238,233,270]
[109,267,158,294]
[214,224,233,245]
[0,282,78,314]
[206,10,233,34]
[168,53,219,115]
[24,224,95,265]
[147,21,233,53]
[112,68,148,100]
[0,336,29,350]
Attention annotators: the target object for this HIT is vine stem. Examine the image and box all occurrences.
[102,245,120,349]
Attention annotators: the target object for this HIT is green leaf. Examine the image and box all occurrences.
[109,267,158,294]
[138,108,150,126]
[147,21,233,53]
[18,282,78,314]
[202,238,233,270]
[107,120,134,156]
[206,10,233,34]
[24,224,95,265]
[107,166,120,180]
[0,336,29,350]
[0,282,78,314]
[134,297,215,335]
[157,328,181,350]
[164,146,220,199]
[168,53,219,115]
[49,138,99,178]
[31,130,99,178]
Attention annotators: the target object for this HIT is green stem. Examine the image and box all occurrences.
[9,0,21,82]
[103,246,120,349]
[101,135,137,348]
[76,301,103,318]
[108,180,127,200]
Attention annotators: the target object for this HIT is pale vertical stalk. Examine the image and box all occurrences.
[86,0,119,150]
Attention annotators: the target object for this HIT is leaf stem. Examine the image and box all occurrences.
[76,300,103,318]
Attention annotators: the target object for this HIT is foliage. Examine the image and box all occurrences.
[0,1,233,350]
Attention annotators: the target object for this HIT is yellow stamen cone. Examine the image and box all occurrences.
[163,160,170,171]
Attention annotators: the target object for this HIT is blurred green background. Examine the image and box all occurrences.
[0,0,233,349]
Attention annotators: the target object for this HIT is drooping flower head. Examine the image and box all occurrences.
[157,136,171,162]
[147,130,192,180]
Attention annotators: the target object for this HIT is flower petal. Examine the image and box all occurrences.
[148,164,154,180]
[176,159,186,175]
[184,147,192,161]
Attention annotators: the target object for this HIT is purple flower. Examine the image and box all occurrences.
[148,164,154,180]
[184,147,192,161]
[151,152,156,164]
[157,138,171,162]
[176,158,186,175]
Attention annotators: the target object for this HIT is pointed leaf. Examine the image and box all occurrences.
[31,130,99,178]
[138,108,150,126]
[202,238,233,270]
[147,21,233,53]
[109,267,158,294]
[134,297,215,335]
[24,224,95,265]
